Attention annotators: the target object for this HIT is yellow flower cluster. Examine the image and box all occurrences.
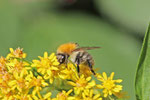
[0,48,51,100]
[0,48,125,100]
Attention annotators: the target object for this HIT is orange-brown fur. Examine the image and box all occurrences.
[57,43,78,55]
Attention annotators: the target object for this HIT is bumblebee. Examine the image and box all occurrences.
[56,43,100,75]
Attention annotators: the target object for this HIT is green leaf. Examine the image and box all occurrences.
[135,23,150,100]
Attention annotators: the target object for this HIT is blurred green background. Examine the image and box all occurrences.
[0,0,150,99]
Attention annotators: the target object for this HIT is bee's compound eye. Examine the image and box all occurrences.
[56,53,66,64]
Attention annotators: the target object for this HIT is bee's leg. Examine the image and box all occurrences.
[75,52,82,76]
[87,60,96,75]
[75,56,80,74]
[76,58,80,74]
[77,64,80,74]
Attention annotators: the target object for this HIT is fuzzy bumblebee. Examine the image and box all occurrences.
[56,43,101,75]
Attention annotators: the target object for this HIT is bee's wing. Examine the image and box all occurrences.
[73,47,101,52]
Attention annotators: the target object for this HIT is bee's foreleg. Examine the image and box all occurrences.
[87,60,96,75]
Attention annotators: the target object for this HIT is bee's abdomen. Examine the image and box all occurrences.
[71,51,95,75]
[75,51,94,65]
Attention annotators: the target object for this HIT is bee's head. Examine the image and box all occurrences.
[56,53,68,64]
[56,43,78,64]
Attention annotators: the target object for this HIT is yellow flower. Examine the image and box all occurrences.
[82,89,102,100]
[59,62,93,81]
[59,63,78,81]
[1,92,15,100]
[0,71,12,82]
[14,94,33,100]
[25,71,48,99]
[79,64,93,78]
[0,71,13,95]
[0,56,7,72]
[8,70,28,92]
[0,82,11,96]
[96,72,123,97]
[68,75,96,96]
[6,48,26,59]
[0,48,125,100]
[26,71,48,89]
[32,52,59,84]
[53,89,74,100]
[60,62,93,81]
[6,59,29,73]
[32,92,52,100]
[43,92,52,100]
